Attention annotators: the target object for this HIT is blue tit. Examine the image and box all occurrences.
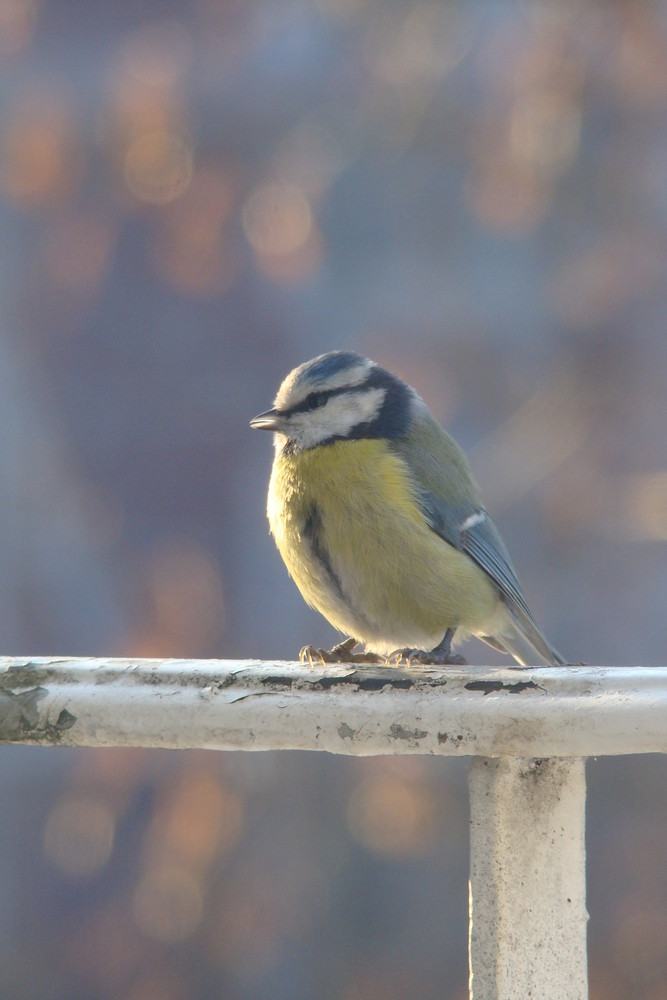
[250,351,566,667]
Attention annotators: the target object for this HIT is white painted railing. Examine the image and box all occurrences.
[1,657,666,1000]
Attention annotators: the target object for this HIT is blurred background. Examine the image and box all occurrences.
[0,1,665,998]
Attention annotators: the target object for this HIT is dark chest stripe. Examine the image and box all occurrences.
[302,505,347,603]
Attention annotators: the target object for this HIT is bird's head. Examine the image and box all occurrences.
[250,351,416,452]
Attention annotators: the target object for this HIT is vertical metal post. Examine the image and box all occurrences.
[468,756,588,1000]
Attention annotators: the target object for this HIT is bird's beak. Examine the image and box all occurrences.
[250,407,282,431]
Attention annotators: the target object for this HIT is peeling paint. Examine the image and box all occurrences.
[40,708,79,742]
[228,691,275,704]
[0,686,79,744]
[259,675,295,690]
[338,722,355,740]
[465,679,540,696]
[294,665,448,693]
[0,686,47,738]
[390,722,427,741]
[314,669,416,692]
[0,665,58,689]
[438,732,466,745]
[56,709,77,730]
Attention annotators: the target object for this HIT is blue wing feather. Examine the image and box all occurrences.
[393,408,565,665]
[422,495,565,665]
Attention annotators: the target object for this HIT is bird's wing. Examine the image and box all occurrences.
[419,490,565,665]
[394,412,564,665]
[418,488,529,619]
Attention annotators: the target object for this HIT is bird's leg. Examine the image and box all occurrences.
[387,628,467,666]
[299,637,384,664]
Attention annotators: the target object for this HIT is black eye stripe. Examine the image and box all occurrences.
[305,391,328,410]
[286,385,347,415]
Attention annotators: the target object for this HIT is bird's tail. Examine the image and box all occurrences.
[483,604,566,667]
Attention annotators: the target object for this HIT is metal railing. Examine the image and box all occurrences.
[1,657,666,1000]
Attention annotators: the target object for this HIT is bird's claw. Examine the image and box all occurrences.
[386,647,467,667]
[299,638,383,665]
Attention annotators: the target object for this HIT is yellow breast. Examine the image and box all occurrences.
[267,438,499,651]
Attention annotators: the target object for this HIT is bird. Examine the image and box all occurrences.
[250,350,566,667]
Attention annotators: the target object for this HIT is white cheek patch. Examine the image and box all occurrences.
[291,387,386,450]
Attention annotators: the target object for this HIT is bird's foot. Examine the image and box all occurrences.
[386,629,467,666]
[299,637,383,665]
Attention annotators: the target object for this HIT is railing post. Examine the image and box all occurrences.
[468,756,588,1000]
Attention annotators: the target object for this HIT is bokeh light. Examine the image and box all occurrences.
[0,90,82,208]
[243,182,312,258]
[347,768,436,857]
[242,180,322,282]
[509,91,581,177]
[151,164,239,297]
[623,473,667,541]
[123,131,193,204]
[129,538,226,656]
[142,769,243,870]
